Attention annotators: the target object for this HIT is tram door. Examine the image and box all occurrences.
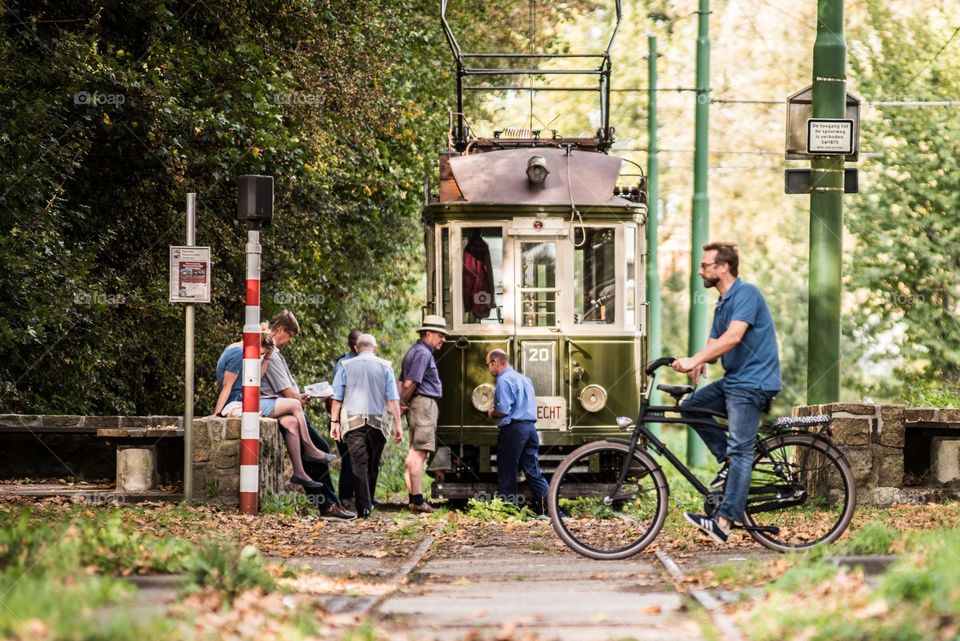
[514,234,567,430]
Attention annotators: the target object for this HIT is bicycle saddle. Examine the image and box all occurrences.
[657,383,694,401]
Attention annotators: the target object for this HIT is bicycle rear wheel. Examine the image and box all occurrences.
[745,432,856,552]
[548,441,669,560]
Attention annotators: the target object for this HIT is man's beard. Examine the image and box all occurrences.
[702,276,719,288]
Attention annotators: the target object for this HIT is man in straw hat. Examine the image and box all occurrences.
[398,314,448,513]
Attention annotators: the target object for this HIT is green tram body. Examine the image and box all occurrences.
[422,145,648,501]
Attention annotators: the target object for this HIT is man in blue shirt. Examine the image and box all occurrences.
[326,329,361,508]
[399,315,448,513]
[485,349,549,513]
[330,334,402,518]
[672,242,781,544]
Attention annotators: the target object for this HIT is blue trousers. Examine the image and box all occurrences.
[496,420,549,508]
[681,380,777,523]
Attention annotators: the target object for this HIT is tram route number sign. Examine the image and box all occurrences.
[169,246,212,303]
[536,396,567,431]
[806,118,855,155]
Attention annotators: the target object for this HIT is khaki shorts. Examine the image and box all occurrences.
[407,395,438,452]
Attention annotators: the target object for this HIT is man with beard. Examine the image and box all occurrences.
[671,242,781,544]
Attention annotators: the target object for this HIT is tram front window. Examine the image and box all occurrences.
[462,227,503,324]
[520,241,557,327]
[574,228,616,324]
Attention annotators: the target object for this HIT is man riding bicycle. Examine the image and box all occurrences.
[671,242,781,544]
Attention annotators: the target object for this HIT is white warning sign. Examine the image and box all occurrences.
[807,119,855,155]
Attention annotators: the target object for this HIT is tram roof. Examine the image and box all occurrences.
[445,147,630,206]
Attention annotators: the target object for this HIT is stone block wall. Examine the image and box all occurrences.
[793,403,960,506]
[190,417,285,506]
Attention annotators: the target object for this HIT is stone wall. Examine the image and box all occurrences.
[793,403,960,506]
[191,416,285,506]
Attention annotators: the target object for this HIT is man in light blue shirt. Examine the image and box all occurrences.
[330,334,401,518]
[672,242,781,544]
[485,349,549,513]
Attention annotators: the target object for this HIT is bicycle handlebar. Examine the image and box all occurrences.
[644,356,675,376]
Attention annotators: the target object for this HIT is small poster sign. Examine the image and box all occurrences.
[807,118,855,155]
[169,246,211,303]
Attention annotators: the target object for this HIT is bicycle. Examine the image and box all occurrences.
[548,357,856,559]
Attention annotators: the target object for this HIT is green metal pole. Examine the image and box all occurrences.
[646,33,662,438]
[687,0,710,466]
[808,0,846,404]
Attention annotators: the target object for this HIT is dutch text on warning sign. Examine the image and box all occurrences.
[807,119,854,155]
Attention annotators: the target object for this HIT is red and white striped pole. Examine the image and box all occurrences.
[239,228,262,514]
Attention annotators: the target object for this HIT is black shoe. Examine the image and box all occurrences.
[290,475,323,489]
[358,506,375,519]
[709,461,729,489]
[684,512,730,544]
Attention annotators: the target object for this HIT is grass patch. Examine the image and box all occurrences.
[261,491,313,517]
[743,528,960,641]
[184,541,277,603]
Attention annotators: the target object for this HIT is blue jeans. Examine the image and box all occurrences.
[496,420,549,509]
[682,380,777,523]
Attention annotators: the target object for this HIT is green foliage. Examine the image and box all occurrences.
[184,541,277,603]
[846,0,960,384]
[464,496,536,522]
[903,375,960,407]
[0,0,461,414]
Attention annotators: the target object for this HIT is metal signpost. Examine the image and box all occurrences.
[169,193,211,501]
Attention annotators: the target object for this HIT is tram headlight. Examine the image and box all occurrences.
[578,384,608,413]
[526,155,549,184]
[471,383,495,413]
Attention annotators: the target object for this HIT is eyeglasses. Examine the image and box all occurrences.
[485,361,494,366]
[700,261,719,270]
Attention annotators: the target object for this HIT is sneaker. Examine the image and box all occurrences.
[408,502,434,514]
[709,461,729,489]
[684,512,730,544]
[320,504,357,521]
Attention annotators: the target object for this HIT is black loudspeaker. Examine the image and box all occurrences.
[237,175,274,226]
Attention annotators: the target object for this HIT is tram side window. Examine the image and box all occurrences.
[461,227,503,324]
[441,228,452,323]
[574,228,616,324]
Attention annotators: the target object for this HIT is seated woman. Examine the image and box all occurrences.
[213,328,334,488]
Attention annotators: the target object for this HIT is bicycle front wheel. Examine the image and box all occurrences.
[745,433,856,552]
[548,441,669,560]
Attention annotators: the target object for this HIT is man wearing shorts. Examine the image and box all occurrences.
[398,314,448,513]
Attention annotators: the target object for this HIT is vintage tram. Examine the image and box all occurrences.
[425,1,648,502]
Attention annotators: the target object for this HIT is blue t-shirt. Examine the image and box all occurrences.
[710,279,781,391]
[400,340,443,398]
[216,345,244,403]
[493,366,538,426]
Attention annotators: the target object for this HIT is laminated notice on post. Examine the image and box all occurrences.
[806,119,855,155]
[169,246,212,303]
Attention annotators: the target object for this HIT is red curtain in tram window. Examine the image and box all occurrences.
[463,232,495,319]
